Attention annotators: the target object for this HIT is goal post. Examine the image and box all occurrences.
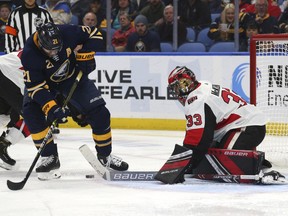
[250,34,288,166]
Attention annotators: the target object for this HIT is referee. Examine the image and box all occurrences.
[5,0,53,53]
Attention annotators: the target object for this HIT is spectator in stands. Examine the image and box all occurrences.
[278,6,288,33]
[0,4,11,52]
[71,0,106,27]
[140,0,165,30]
[220,0,251,12]
[5,0,53,53]
[112,11,135,52]
[131,0,148,16]
[88,0,106,28]
[239,20,259,51]
[248,0,279,34]
[244,0,281,19]
[207,0,222,13]
[279,0,288,12]
[111,0,137,30]
[178,0,211,31]
[82,11,106,51]
[208,3,247,42]
[126,14,161,52]
[43,0,72,24]
[156,5,187,46]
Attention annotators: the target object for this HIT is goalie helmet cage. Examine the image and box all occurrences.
[250,34,288,167]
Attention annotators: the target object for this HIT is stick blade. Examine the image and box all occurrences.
[7,179,26,191]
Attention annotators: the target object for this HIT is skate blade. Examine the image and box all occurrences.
[37,169,61,181]
[0,161,18,170]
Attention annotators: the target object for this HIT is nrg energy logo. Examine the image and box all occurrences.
[232,63,261,103]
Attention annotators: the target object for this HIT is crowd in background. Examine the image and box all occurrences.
[0,0,288,53]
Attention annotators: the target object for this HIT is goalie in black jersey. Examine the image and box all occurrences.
[21,22,128,180]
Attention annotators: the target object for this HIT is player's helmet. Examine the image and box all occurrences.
[168,66,198,106]
[37,22,63,53]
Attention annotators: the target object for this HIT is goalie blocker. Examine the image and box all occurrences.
[155,144,267,184]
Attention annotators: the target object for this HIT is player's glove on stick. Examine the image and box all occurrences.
[43,100,69,124]
[76,49,96,74]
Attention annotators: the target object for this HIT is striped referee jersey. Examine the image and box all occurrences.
[5,4,53,53]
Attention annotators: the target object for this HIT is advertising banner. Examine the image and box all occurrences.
[90,55,250,123]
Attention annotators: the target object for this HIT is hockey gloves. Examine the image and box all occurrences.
[43,100,69,124]
[76,49,96,75]
[47,106,69,124]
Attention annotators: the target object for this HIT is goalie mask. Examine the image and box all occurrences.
[168,66,198,106]
[37,22,63,60]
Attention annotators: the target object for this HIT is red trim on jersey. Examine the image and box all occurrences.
[215,114,241,130]
[15,119,31,137]
[184,128,204,146]
[222,130,238,149]
[17,49,23,58]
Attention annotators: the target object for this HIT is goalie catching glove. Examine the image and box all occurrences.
[42,100,69,124]
[76,49,96,75]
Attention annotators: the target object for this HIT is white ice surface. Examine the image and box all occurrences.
[1,128,288,216]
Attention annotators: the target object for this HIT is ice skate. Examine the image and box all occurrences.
[36,154,61,180]
[0,133,16,170]
[97,154,129,171]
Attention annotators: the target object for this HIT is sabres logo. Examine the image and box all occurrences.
[50,60,71,82]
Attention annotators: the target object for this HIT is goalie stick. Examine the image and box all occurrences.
[79,144,157,181]
[6,71,83,191]
[79,144,288,184]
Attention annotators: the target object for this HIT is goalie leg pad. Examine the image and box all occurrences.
[193,148,264,183]
[154,144,193,184]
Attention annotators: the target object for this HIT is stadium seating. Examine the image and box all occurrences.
[208,42,236,52]
[177,42,206,52]
[196,27,215,51]
[160,42,173,52]
[70,15,79,25]
[102,28,116,39]
[186,27,196,42]
[211,13,220,22]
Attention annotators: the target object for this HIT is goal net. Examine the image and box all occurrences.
[250,34,288,167]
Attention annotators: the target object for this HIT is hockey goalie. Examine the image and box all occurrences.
[155,66,286,185]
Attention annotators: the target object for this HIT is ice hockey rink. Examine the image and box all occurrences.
[1,128,288,216]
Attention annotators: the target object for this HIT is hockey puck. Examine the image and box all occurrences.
[85,174,95,179]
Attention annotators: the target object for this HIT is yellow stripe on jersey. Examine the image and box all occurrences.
[95,141,112,147]
[76,51,95,61]
[26,81,47,92]
[42,100,57,115]
[27,81,50,99]
[93,131,111,141]
[31,127,53,142]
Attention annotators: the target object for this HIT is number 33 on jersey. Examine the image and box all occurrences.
[183,81,267,145]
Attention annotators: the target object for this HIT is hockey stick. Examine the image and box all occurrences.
[7,71,83,191]
[79,144,287,184]
[79,144,157,181]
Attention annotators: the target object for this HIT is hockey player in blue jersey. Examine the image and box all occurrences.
[21,22,128,180]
